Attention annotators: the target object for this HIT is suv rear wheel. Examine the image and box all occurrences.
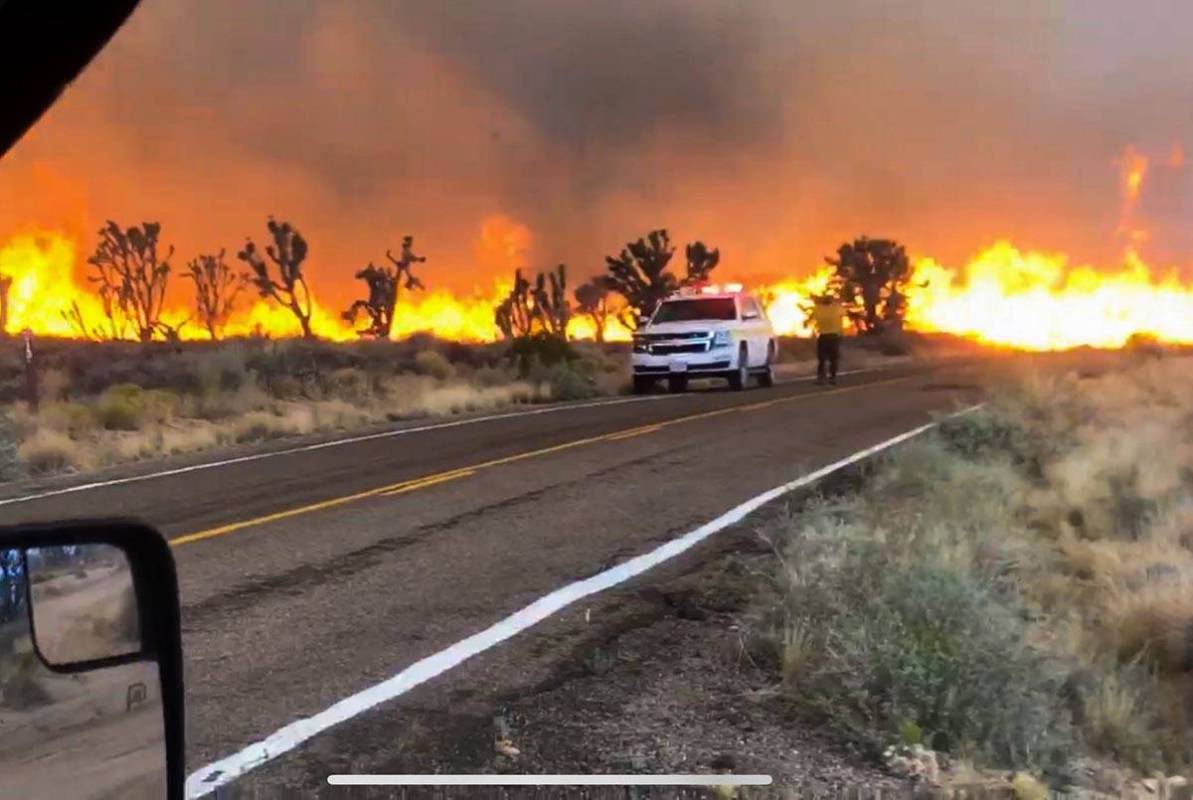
[728,343,748,391]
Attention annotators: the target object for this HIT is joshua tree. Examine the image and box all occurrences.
[185,249,247,340]
[238,218,313,338]
[532,264,570,338]
[495,268,535,340]
[604,229,675,330]
[87,220,173,341]
[604,229,720,329]
[826,236,912,334]
[574,276,614,343]
[685,241,720,285]
[343,235,426,338]
[496,264,571,341]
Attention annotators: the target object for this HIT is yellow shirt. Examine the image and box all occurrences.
[811,303,846,335]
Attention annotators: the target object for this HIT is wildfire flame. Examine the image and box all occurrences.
[3,147,1193,351]
[4,228,1193,351]
[0,228,512,343]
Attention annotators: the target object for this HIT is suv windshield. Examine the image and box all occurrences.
[652,298,737,323]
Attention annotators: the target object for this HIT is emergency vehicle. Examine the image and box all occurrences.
[631,284,777,393]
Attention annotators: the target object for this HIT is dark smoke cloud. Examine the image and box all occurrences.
[391,0,784,150]
[3,0,1193,305]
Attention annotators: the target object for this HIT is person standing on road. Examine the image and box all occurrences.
[811,294,846,385]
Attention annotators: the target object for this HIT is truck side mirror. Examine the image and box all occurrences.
[0,520,185,799]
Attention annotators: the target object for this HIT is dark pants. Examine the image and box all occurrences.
[817,334,841,381]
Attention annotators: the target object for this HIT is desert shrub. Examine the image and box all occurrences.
[140,389,180,422]
[546,361,598,401]
[192,346,250,396]
[442,340,488,369]
[413,350,455,380]
[411,381,543,417]
[470,363,520,388]
[40,401,96,437]
[1077,663,1167,772]
[246,340,332,398]
[937,407,1032,463]
[325,367,372,402]
[232,406,314,443]
[95,384,145,430]
[756,360,1193,778]
[0,375,24,405]
[18,429,86,474]
[39,367,70,403]
[782,550,1077,778]
[0,411,22,481]
[264,374,303,399]
[309,399,374,429]
[507,333,575,376]
[94,384,179,430]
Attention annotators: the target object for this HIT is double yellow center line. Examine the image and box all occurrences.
[170,377,906,548]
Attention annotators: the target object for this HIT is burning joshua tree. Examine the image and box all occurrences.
[343,235,426,338]
[532,264,570,338]
[185,249,247,340]
[574,276,615,343]
[238,218,314,339]
[87,220,174,342]
[495,264,571,341]
[495,268,535,340]
[603,229,720,330]
[826,236,912,334]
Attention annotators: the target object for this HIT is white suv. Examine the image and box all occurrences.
[631,286,777,394]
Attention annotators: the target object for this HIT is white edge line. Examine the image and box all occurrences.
[0,367,884,509]
[326,775,773,786]
[185,402,981,798]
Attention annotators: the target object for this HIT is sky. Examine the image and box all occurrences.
[1,0,1192,309]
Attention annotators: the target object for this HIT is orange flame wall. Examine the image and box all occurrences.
[3,229,1193,350]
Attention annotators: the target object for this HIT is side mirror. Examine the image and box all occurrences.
[742,311,760,321]
[0,520,185,799]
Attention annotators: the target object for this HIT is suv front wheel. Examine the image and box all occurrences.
[728,343,748,391]
[757,340,776,388]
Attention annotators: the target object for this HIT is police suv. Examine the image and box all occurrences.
[631,284,777,394]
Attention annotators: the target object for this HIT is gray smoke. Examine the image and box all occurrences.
[2,0,1192,302]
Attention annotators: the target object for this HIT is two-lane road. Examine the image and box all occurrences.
[0,362,984,795]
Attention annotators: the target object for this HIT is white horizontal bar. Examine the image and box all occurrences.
[327,774,773,786]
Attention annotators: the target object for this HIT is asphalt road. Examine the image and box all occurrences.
[0,361,988,795]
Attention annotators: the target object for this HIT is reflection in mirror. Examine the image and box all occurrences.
[0,547,166,799]
[27,543,140,665]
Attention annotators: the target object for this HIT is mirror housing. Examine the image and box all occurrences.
[0,520,185,799]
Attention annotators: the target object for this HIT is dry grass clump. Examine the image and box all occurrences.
[0,337,628,479]
[755,356,1193,782]
[17,429,90,474]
